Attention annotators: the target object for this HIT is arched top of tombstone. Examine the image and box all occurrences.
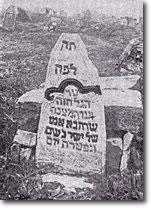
[45,33,100,89]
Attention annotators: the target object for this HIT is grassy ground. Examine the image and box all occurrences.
[0,21,143,200]
[0,157,143,200]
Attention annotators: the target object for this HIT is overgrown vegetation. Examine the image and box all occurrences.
[0,153,143,200]
[0,18,143,200]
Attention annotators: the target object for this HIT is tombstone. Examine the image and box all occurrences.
[2,5,16,31]
[12,34,143,176]
[16,7,31,22]
[36,33,106,175]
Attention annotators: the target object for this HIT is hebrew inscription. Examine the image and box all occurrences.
[37,83,106,173]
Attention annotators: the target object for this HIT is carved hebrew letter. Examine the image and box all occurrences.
[89,144,93,152]
[62,65,69,75]
[58,118,65,127]
[79,100,87,108]
[68,109,74,118]
[62,140,68,148]
[66,99,72,106]
[86,132,91,142]
[56,107,61,115]
[47,136,52,145]
[86,132,98,143]
[73,110,79,119]
[61,108,68,117]
[60,40,69,51]
[83,122,89,131]
[79,111,84,119]
[78,122,85,131]
[76,142,82,151]
[69,141,75,150]
[50,106,56,114]
[55,64,62,74]
[49,116,54,125]
[72,120,77,130]
[70,63,77,75]
[74,97,80,106]
[89,123,98,132]
[55,96,63,105]
[73,132,84,142]
[53,128,61,137]
[91,135,98,143]
[53,117,58,126]
[68,131,73,140]
[73,133,80,142]
[61,129,66,139]
[83,144,89,152]
[53,138,59,145]
[80,133,84,140]
[84,100,91,108]
[66,120,72,129]
[72,88,78,96]
[45,126,53,135]
[69,42,76,51]
[83,111,88,119]
[65,89,72,96]
[63,98,72,106]
[88,112,95,120]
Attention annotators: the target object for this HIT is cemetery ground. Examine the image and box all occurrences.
[0,22,143,200]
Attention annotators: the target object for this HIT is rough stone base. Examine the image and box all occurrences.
[42,173,94,193]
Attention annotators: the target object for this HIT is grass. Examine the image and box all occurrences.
[0,153,143,200]
[0,20,143,200]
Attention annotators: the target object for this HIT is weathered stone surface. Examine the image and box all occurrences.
[11,129,36,161]
[42,173,93,192]
[11,142,35,162]
[17,88,44,104]
[17,76,142,109]
[37,86,106,173]
[12,129,133,174]
[106,132,133,175]
[15,103,143,133]
[12,102,39,161]
[123,132,133,151]
[99,75,140,90]
[44,33,100,89]
[120,132,133,173]
[103,89,142,108]
[12,33,143,178]
[13,129,36,147]
[36,33,106,174]
[20,148,33,161]
[105,106,143,133]
[2,5,16,31]
[15,75,142,135]
[106,138,122,175]
[14,101,142,134]
[14,102,41,133]
[115,38,143,76]
[13,104,137,174]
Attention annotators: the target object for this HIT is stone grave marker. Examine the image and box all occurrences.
[2,5,16,31]
[36,33,106,174]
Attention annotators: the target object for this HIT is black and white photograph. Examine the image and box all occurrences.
[0,0,143,200]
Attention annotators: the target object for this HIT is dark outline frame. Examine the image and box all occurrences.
[44,78,102,101]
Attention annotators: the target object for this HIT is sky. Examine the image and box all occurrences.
[0,0,143,18]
